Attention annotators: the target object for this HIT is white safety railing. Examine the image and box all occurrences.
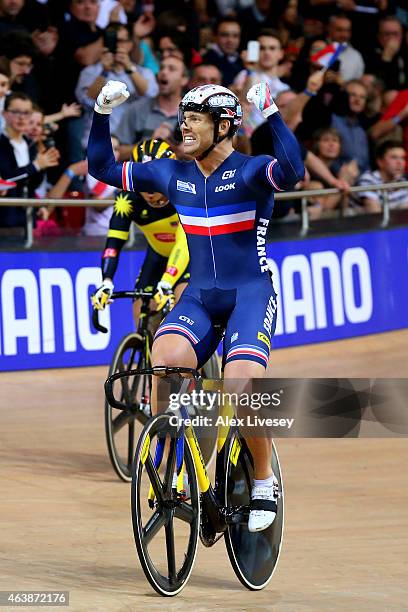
[0,181,407,248]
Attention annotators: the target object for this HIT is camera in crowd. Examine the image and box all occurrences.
[104,30,117,54]
[43,123,57,149]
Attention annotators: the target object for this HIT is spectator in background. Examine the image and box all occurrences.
[130,10,158,74]
[188,63,222,88]
[0,59,10,134]
[0,1,58,108]
[326,14,365,82]
[82,134,120,235]
[154,4,201,51]
[0,31,39,101]
[285,38,344,143]
[0,92,59,228]
[311,126,359,211]
[156,30,198,69]
[237,0,276,47]
[357,140,408,212]
[234,30,289,135]
[307,0,386,58]
[364,16,407,91]
[76,22,158,151]
[212,0,254,16]
[369,90,408,167]
[331,79,371,173]
[202,16,243,86]
[361,73,385,120]
[0,0,53,35]
[115,55,188,157]
[0,0,26,34]
[25,104,58,199]
[274,0,304,47]
[52,0,105,168]
[251,84,351,216]
[53,0,104,107]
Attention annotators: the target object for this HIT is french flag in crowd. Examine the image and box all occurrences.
[87,174,115,198]
[311,42,347,70]
[0,178,17,190]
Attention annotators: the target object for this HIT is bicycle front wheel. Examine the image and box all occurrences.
[105,332,151,482]
[132,414,200,596]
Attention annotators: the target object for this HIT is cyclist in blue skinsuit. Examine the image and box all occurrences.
[88,79,304,532]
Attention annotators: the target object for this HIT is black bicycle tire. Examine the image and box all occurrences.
[223,434,284,591]
[105,332,150,482]
[131,414,200,596]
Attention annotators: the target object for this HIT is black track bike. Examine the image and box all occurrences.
[105,367,284,596]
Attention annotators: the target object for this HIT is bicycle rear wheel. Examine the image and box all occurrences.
[105,332,151,482]
[224,434,284,590]
[132,414,200,596]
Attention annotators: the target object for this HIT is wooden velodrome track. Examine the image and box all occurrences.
[1,330,407,611]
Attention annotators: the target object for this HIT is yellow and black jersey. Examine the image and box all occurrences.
[101,191,189,287]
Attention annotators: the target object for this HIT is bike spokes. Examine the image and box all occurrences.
[131,414,200,596]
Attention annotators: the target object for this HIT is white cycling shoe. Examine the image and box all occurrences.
[248,475,280,533]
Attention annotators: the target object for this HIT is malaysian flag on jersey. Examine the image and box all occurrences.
[311,42,347,70]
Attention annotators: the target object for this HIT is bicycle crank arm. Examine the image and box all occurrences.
[222,505,250,526]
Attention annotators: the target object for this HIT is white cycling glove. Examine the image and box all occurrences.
[247,82,279,118]
[91,279,114,310]
[94,80,130,115]
[154,280,175,312]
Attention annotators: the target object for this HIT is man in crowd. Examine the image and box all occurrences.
[364,16,407,91]
[202,16,243,86]
[357,141,408,212]
[75,22,157,150]
[0,92,59,228]
[234,30,289,136]
[115,55,188,157]
[326,14,365,82]
[188,63,222,89]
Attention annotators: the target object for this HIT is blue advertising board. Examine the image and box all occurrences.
[0,227,407,371]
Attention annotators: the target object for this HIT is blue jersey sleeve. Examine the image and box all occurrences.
[87,111,174,197]
[243,112,304,193]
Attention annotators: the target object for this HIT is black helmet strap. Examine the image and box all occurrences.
[196,116,230,161]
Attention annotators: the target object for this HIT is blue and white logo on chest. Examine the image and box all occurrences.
[177,180,196,194]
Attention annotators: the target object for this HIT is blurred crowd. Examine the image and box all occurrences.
[0,0,407,237]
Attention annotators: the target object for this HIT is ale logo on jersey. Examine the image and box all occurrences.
[154,233,175,242]
[177,180,196,194]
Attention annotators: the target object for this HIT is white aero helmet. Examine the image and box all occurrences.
[178,84,243,158]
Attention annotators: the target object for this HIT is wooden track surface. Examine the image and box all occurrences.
[1,330,407,611]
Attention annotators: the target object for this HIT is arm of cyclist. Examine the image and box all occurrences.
[154,223,189,311]
[92,190,135,310]
[161,223,189,287]
[87,80,173,196]
[244,82,305,191]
